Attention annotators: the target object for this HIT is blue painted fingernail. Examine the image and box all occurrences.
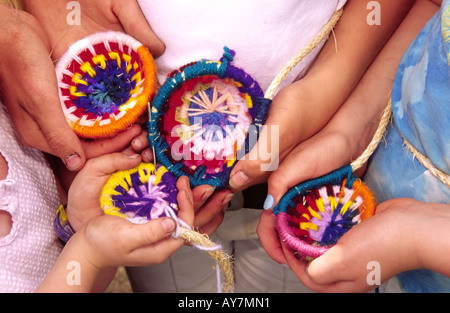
[263,194,274,210]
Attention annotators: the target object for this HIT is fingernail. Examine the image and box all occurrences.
[161,218,177,233]
[263,194,274,210]
[221,193,235,206]
[221,203,229,213]
[143,150,153,163]
[64,153,82,171]
[127,154,141,159]
[132,138,143,149]
[185,190,194,206]
[229,171,249,189]
[201,187,215,201]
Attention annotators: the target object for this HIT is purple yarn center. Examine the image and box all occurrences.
[111,167,178,221]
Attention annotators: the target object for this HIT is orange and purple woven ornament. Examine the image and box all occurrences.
[56,31,157,139]
[148,47,270,189]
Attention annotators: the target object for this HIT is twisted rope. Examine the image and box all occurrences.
[349,97,449,187]
[401,135,450,187]
[164,206,234,293]
[265,9,343,100]
[178,227,234,293]
[351,98,393,171]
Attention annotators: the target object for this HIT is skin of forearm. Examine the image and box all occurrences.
[330,0,440,160]
[415,202,450,277]
[292,0,415,134]
[36,233,101,293]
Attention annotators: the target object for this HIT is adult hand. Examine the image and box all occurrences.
[0,4,153,172]
[0,5,86,171]
[24,0,165,60]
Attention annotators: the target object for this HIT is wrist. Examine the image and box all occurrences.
[54,204,76,243]
[38,231,102,292]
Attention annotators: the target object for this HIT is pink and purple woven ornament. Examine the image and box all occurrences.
[274,166,377,260]
[148,47,270,189]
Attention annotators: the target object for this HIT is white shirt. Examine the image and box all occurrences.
[138,0,346,92]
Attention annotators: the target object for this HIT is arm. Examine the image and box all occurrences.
[258,0,441,279]
[37,173,195,293]
[37,209,181,292]
[228,0,415,190]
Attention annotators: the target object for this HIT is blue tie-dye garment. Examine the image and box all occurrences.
[364,1,450,293]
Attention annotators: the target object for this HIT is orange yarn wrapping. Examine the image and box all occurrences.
[56,32,158,139]
[70,46,157,138]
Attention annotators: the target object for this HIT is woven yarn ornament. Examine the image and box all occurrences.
[273,95,394,259]
[56,31,157,139]
[273,167,377,260]
[148,47,270,189]
[101,162,234,293]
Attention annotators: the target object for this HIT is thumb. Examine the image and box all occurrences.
[83,152,142,177]
[305,245,352,286]
[24,75,87,172]
[228,124,280,192]
[263,130,352,210]
[113,0,165,57]
[130,217,178,249]
[36,106,86,171]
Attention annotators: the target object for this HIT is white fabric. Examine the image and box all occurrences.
[138,0,346,92]
[0,103,62,292]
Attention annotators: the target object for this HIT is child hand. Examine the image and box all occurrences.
[66,153,143,231]
[0,6,86,171]
[74,176,195,270]
[278,199,450,293]
[256,104,368,265]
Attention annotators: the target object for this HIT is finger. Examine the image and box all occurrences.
[192,185,216,211]
[197,211,225,236]
[113,0,165,57]
[127,217,177,249]
[264,130,351,210]
[84,152,142,177]
[140,148,154,163]
[82,124,142,159]
[256,209,288,264]
[194,189,232,228]
[131,129,150,152]
[228,124,279,192]
[176,176,195,225]
[19,58,87,171]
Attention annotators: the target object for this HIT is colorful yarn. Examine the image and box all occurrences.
[100,162,235,293]
[148,47,271,189]
[56,32,157,138]
[101,163,178,224]
[274,166,376,260]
